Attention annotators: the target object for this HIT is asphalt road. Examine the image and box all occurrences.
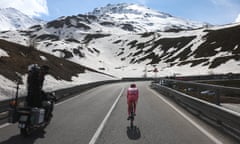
[0,82,238,144]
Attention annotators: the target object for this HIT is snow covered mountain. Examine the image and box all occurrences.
[0,3,239,78]
[0,3,239,99]
[87,3,208,32]
[36,3,208,35]
[0,8,44,31]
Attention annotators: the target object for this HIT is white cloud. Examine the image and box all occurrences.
[236,14,240,22]
[0,0,48,17]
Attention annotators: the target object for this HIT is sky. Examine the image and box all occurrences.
[0,0,240,25]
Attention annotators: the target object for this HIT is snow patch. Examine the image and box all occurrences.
[0,48,9,57]
[40,55,47,61]
[0,75,27,100]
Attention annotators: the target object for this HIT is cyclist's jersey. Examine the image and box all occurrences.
[127,87,139,102]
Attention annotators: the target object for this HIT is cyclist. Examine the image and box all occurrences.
[127,83,139,120]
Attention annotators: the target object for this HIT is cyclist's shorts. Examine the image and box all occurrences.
[128,95,138,103]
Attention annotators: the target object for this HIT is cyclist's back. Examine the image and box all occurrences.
[127,86,138,101]
[127,84,139,120]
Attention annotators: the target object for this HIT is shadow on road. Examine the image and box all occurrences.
[0,129,46,144]
[126,126,141,140]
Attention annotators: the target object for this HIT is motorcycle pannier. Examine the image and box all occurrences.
[31,108,45,124]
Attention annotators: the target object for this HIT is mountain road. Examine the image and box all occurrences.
[0,82,238,144]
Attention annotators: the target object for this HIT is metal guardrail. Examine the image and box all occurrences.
[160,79,240,91]
[53,80,121,102]
[168,73,240,81]
[158,79,240,105]
[151,83,240,141]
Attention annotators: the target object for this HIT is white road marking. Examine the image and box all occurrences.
[0,123,10,129]
[89,88,124,144]
[148,87,223,144]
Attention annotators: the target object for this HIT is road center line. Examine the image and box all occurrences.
[89,87,124,144]
[148,87,223,144]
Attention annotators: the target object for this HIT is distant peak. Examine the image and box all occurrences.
[82,3,206,32]
[0,7,44,31]
[87,3,170,18]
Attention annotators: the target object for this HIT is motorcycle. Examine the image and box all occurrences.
[8,86,56,137]
[17,92,56,136]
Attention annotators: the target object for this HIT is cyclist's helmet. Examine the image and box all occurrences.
[130,83,136,88]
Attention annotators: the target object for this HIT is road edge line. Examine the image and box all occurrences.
[148,87,223,144]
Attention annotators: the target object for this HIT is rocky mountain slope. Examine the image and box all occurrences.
[0,3,239,79]
[0,3,239,99]
[0,39,115,99]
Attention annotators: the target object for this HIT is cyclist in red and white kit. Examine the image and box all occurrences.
[127,83,139,120]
